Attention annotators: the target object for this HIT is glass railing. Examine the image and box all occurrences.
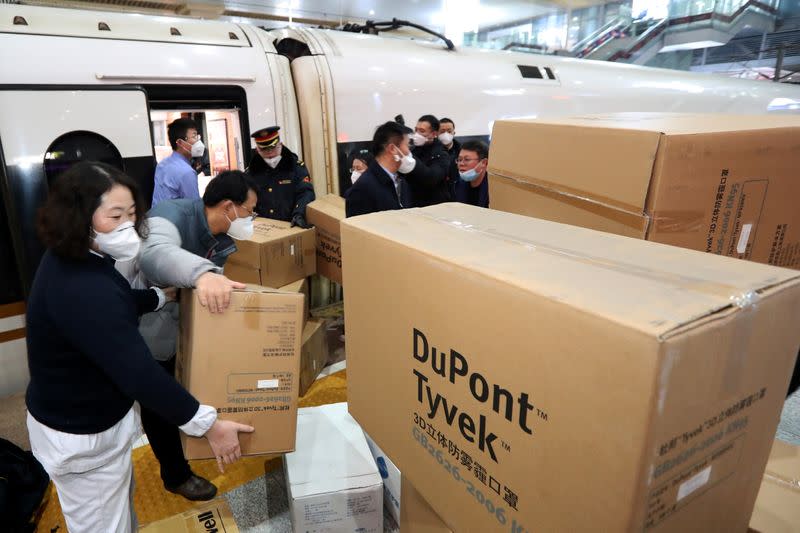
[668,0,778,20]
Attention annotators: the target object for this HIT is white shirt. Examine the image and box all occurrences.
[378,163,403,206]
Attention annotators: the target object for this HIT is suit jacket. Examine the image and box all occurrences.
[345,159,402,217]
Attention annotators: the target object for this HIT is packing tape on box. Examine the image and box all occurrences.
[490,170,707,236]
[425,211,761,395]
[763,471,800,492]
[425,210,762,309]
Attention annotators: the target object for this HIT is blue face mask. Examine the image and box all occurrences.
[459,168,479,182]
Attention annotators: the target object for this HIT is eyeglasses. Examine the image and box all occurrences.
[235,205,258,221]
[455,158,479,164]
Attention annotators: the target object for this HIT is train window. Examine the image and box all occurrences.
[544,67,556,80]
[517,65,544,79]
[43,131,123,186]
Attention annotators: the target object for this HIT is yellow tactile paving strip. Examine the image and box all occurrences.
[35,369,347,532]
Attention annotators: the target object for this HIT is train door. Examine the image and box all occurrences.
[0,85,155,395]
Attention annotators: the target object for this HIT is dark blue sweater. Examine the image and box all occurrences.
[25,250,199,434]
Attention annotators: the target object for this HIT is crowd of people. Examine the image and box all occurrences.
[23,114,489,532]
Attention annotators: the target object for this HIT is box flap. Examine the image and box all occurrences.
[285,402,382,499]
[343,204,800,339]
[308,194,346,218]
[489,118,662,215]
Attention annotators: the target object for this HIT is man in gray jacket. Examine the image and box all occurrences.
[138,170,258,500]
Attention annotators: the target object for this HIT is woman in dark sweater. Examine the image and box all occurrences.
[25,162,253,533]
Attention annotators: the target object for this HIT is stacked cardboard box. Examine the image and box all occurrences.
[488,113,800,268]
[284,403,383,532]
[749,439,800,532]
[299,318,329,396]
[306,194,346,285]
[342,203,800,532]
[226,218,316,287]
[177,287,303,459]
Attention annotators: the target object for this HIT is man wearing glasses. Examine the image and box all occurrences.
[132,171,258,502]
[153,118,206,207]
[455,141,490,208]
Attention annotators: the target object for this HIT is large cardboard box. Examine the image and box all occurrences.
[139,499,239,532]
[400,478,453,533]
[306,194,346,284]
[342,203,800,533]
[177,287,303,459]
[227,218,316,287]
[299,318,328,396]
[489,113,800,268]
[749,439,800,533]
[284,402,383,533]
[364,432,402,526]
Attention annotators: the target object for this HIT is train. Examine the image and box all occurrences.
[1,3,798,396]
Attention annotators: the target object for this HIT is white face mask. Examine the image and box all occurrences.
[438,132,454,146]
[263,155,282,169]
[93,221,140,261]
[396,152,416,174]
[226,206,255,240]
[190,139,205,158]
[350,170,363,183]
[411,132,429,147]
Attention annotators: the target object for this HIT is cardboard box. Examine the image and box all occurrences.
[749,439,800,533]
[488,113,800,268]
[284,402,383,533]
[139,499,239,532]
[177,287,303,459]
[306,194,345,284]
[342,203,800,533]
[217,270,309,325]
[281,278,309,324]
[400,478,453,533]
[364,432,402,526]
[227,218,316,287]
[299,318,328,396]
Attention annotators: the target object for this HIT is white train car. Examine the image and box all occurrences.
[1,4,798,396]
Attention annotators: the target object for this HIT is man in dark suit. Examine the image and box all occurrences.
[346,121,414,218]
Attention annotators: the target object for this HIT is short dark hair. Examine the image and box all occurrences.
[417,114,440,132]
[202,170,257,206]
[37,161,147,261]
[349,148,373,168]
[371,121,412,157]
[440,118,455,129]
[168,118,199,150]
[460,140,489,160]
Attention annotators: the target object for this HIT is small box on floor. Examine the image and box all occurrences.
[306,194,346,285]
[400,478,452,533]
[749,439,800,533]
[177,287,303,459]
[139,499,239,533]
[343,203,800,533]
[299,318,329,396]
[226,218,316,287]
[284,402,383,533]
